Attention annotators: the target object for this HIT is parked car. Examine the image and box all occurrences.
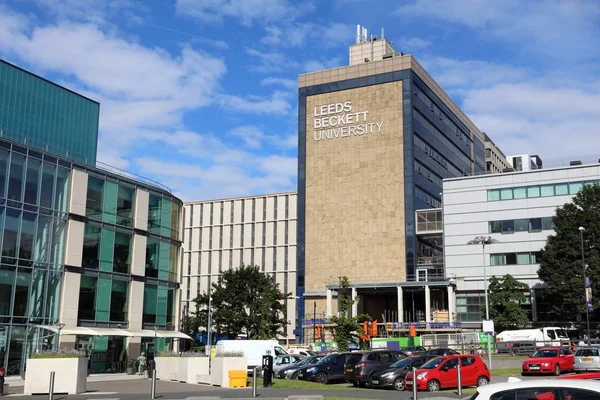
[423,348,460,357]
[468,379,600,400]
[574,347,600,373]
[273,354,304,374]
[401,346,427,356]
[298,352,361,384]
[277,356,323,379]
[560,371,600,380]
[521,347,574,376]
[404,355,490,392]
[287,348,316,357]
[344,349,407,387]
[370,355,435,391]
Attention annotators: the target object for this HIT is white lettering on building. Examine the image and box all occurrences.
[313,101,384,141]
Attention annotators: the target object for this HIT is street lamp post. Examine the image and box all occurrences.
[468,236,499,370]
[313,301,317,344]
[54,323,65,350]
[206,289,213,356]
[579,227,592,346]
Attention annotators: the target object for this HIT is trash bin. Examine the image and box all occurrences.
[126,361,134,375]
[228,370,247,388]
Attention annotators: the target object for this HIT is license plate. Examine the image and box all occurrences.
[582,358,593,362]
[406,380,413,384]
[529,366,540,370]
[372,380,379,385]
[346,368,353,372]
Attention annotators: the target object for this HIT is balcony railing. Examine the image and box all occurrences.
[416,256,444,265]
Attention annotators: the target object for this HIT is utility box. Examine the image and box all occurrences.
[262,355,273,387]
[228,370,247,388]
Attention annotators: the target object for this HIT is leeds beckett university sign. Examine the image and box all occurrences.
[313,101,383,141]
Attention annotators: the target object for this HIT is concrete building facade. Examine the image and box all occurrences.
[182,192,298,341]
[296,29,499,342]
[443,162,600,328]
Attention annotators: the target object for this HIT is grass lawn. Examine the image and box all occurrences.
[248,377,359,391]
[490,368,523,375]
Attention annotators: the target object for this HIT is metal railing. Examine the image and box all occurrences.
[416,256,445,265]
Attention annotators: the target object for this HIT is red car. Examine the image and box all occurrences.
[403,355,490,392]
[559,372,600,380]
[521,347,574,376]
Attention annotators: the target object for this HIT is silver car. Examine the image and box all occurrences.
[574,347,600,372]
[273,354,304,374]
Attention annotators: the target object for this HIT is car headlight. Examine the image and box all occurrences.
[306,367,315,372]
[417,372,428,380]
[542,362,551,367]
[382,372,395,378]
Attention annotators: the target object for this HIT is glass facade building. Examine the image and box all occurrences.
[0,59,182,375]
[0,60,99,166]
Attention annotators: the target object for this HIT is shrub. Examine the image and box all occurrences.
[30,349,86,359]
[157,351,178,358]
[216,351,244,357]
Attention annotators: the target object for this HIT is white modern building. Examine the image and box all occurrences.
[442,161,600,327]
[182,192,298,341]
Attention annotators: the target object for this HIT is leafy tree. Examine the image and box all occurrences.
[484,274,530,332]
[330,276,369,351]
[538,184,600,322]
[191,265,291,339]
[179,314,201,351]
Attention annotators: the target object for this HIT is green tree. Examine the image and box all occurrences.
[330,276,369,351]
[538,184,600,322]
[484,274,530,332]
[191,265,291,339]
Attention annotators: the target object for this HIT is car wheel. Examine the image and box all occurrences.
[291,371,299,380]
[393,377,404,391]
[553,364,561,376]
[427,380,441,392]
[476,376,489,387]
[315,372,329,384]
[358,382,366,388]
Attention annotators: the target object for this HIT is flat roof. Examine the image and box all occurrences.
[0,59,99,105]
[184,191,297,205]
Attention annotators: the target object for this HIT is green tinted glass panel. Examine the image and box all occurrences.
[527,186,540,198]
[569,182,583,194]
[24,158,41,205]
[55,167,70,212]
[143,285,157,314]
[0,148,9,198]
[516,253,530,264]
[113,232,131,274]
[86,177,103,219]
[40,163,56,209]
[7,153,25,201]
[487,190,500,201]
[95,277,111,321]
[168,244,177,282]
[110,280,128,322]
[29,268,46,318]
[541,185,554,196]
[513,187,526,199]
[0,60,99,165]
[99,229,115,272]
[148,195,161,234]
[158,242,169,280]
[156,286,167,325]
[146,238,159,277]
[117,185,134,227]
[555,183,568,196]
[500,188,513,200]
[160,198,172,237]
[103,181,118,224]
[171,204,180,240]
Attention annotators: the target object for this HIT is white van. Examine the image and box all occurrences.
[216,340,288,369]
[496,327,569,346]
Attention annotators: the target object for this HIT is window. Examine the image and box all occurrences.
[489,221,501,233]
[78,276,97,320]
[488,190,500,201]
[527,186,540,198]
[576,348,599,357]
[143,284,157,324]
[24,158,41,205]
[555,183,569,195]
[145,238,159,278]
[148,194,161,234]
[461,357,476,366]
[517,253,531,265]
[490,254,505,266]
[569,182,583,194]
[563,388,600,400]
[541,185,554,197]
[513,187,527,199]
[506,253,517,265]
[530,252,540,263]
[7,153,25,202]
[490,390,515,400]
[515,389,558,400]
[529,218,542,232]
[502,220,515,234]
[542,217,555,230]
[39,162,55,209]
[367,353,377,361]
[110,280,128,322]
[515,219,529,232]
[82,226,101,269]
[500,188,513,200]
[86,176,104,219]
[116,185,134,227]
[113,232,132,274]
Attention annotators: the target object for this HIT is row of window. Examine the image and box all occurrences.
[414,109,471,167]
[489,217,555,234]
[416,187,442,208]
[413,86,471,148]
[189,196,292,227]
[414,135,464,177]
[148,194,180,240]
[487,180,599,201]
[415,161,443,187]
[186,222,292,251]
[490,252,541,266]
[0,148,70,212]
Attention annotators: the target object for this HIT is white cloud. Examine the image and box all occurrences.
[175,0,314,26]
[398,37,432,52]
[260,22,353,48]
[261,77,297,90]
[246,48,299,73]
[228,125,298,150]
[217,91,292,115]
[303,57,344,73]
[395,0,600,59]
[33,0,147,25]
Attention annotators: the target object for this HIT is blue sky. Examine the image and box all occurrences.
[1,0,599,201]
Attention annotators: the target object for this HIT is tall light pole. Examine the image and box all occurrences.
[54,323,65,350]
[337,276,342,317]
[579,227,592,345]
[468,236,499,370]
[206,289,213,356]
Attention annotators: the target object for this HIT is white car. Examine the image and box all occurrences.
[469,378,600,400]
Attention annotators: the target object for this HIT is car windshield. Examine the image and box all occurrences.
[317,354,335,365]
[296,357,316,366]
[420,357,445,369]
[576,349,599,357]
[556,329,568,339]
[390,358,413,369]
[532,349,558,358]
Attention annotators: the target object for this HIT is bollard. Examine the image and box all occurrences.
[412,367,417,400]
[48,371,55,400]
[252,366,258,398]
[457,363,462,396]
[150,363,157,400]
